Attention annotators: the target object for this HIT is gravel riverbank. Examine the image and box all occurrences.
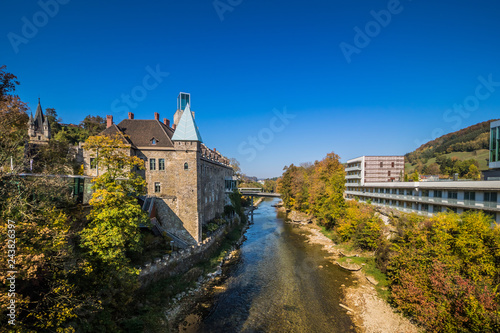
[280,207,419,333]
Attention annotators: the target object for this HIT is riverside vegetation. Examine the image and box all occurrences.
[277,152,500,332]
[0,66,248,332]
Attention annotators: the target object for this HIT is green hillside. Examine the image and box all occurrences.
[405,119,498,178]
[405,149,490,174]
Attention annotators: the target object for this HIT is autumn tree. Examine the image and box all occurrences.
[308,152,346,228]
[0,96,28,172]
[0,65,19,100]
[229,157,242,178]
[388,211,500,331]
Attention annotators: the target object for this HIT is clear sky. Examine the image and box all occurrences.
[2,0,500,178]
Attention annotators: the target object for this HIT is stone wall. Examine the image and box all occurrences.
[200,158,233,224]
[138,217,240,286]
[83,137,233,246]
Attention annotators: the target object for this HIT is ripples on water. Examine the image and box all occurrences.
[179,198,356,333]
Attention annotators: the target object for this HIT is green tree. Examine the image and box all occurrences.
[466,164,481,180]
[80,115,106,137]
[45,107,62,136]
[81,134,149,265]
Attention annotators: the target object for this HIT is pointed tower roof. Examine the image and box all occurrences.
[171,103,203,142]
[33,98,45,129]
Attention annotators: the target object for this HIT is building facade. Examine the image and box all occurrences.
[83,94,234,245]
[345,181,500,223]
[345,156,405,190]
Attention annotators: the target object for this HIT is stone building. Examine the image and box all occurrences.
[28,98,51,144]
[83,94,234,245]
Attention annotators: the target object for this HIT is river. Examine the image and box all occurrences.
[178,198,356,332]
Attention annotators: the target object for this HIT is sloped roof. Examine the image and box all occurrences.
[32,98,47,131]
[171,104,203,142]
[102,119,175,148]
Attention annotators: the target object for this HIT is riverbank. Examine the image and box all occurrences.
[280,207,419,333]
[164,217,250,332]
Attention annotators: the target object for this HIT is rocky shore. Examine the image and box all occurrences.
[165,211,254,331]
[279,206,419,333]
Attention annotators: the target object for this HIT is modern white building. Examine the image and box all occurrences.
[345,156,405,189]
[345,181,500,223]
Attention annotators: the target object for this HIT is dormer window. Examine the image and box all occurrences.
[151,138,158,145]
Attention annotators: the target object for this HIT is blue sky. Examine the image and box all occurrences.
[2,0,500,178]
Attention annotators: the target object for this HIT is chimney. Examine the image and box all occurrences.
[173,123,177,130]
[154,112,160,121]
[163,118,170,127]
[128,112,134,119]
[106,115,113,128]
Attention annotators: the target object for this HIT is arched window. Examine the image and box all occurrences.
[184,162,188,170]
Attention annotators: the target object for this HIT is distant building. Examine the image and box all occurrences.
[483,120,500,180]
[345,156,405,189]
[345,146,500,223]
[83,93,234,245]
[27,98,51,144]
[345,181,500,223]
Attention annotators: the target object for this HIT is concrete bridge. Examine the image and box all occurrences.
[238,188,281,198]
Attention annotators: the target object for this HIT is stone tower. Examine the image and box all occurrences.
[171,103,203,243]
[28,98,51,144]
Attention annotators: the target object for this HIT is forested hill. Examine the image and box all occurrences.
[406,119,496,166]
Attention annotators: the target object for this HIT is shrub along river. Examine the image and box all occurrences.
[178,198,356,332]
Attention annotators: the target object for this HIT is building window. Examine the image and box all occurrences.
[448,191,458,199]
[422,190,429,197]
[391,162,395,168]
[90,158,97,169]
[434,190,442,198]
[464,191,476,201]
[154,182,161,193]
[388,171,391,176]
[152,138,157,145]
[150,158,156,170]
[159,158,165,171]
[380,162,383,168]
[484,192,498,202]
[184,162,188,170]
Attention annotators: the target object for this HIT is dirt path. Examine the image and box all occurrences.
[292,214,420,333]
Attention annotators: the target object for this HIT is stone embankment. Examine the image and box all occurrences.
[165,216,251,330]
[139,217,239,286]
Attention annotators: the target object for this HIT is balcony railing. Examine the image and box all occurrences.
[345,166,362,172]
[345,190,500,211]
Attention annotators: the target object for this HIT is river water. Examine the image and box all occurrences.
[179,198,356,332]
